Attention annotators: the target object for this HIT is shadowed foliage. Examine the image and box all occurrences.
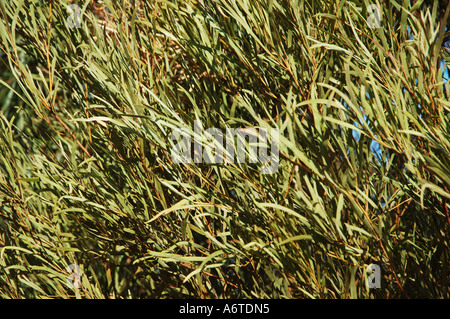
[0,0,449,298]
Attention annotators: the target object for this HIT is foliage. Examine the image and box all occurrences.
[0,0,449,298]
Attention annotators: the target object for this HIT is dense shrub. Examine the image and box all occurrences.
[0,0,449,298]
